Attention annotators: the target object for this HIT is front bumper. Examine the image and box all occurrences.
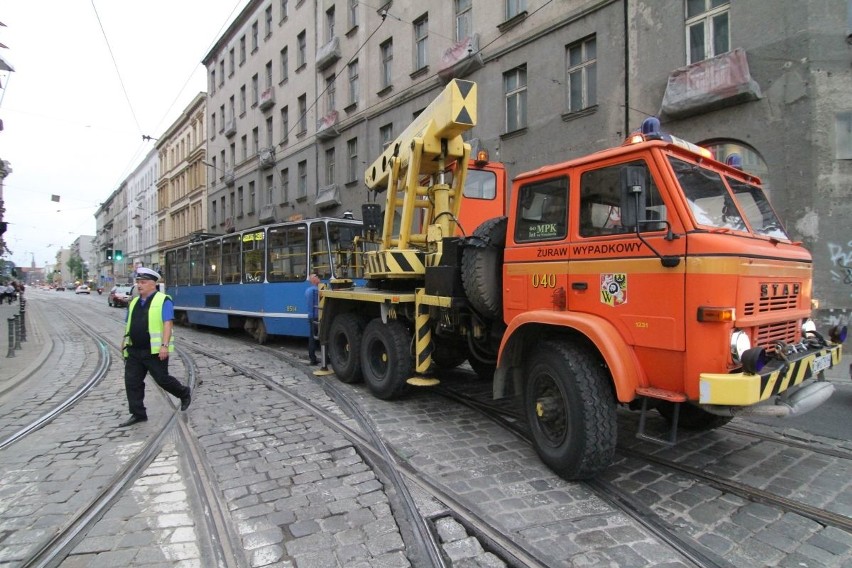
[698,343,842,406]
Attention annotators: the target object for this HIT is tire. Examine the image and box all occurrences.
[329,313,368,383]
[657,402,733,431]
[462,217,507,320]
[361,319,412,400]
[431,340,468,371]
[524,340,616,480]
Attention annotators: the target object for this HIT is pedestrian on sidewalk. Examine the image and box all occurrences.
[118,267,191,427]
[305,273,320,365]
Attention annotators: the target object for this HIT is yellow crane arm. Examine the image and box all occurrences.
[365,79,477,191]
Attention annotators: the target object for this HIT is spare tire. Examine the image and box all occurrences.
[461,217,507,321]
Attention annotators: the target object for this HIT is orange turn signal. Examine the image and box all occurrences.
[697,306,735,322]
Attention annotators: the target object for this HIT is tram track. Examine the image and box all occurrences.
[3,301,242,568]
[187,339,554,568]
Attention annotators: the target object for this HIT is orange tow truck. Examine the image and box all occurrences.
[319,80,845,480]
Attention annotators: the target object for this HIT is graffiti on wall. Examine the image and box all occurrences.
[828,241,852,287]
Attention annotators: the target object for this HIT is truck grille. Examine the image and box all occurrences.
[744,295,798,315]
[756,320,799,353]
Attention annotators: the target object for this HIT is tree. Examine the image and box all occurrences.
[67,254,86,281]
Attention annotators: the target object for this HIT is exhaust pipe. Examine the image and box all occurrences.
[701,381,835,418]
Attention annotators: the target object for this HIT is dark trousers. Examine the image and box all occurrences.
[308,319,318,363]
[124,348,189,418]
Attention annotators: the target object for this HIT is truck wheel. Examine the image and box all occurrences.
[657,402,733,431]
[431,340,468,370]
[524,340,616,480]
[329,313,367,383]
[462,217,507,320]
[361,319,412,400]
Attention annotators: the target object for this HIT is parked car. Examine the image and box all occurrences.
[75,285,91,294]
[108,285,134,308]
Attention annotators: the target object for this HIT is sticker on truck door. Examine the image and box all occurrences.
[600,273,627,306]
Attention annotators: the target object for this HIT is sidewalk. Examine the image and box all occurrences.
[0,293,52,396]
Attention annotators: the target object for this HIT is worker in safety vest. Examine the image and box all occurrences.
[118,267,191,427]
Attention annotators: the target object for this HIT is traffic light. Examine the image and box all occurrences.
[106,249,113,261]
[114,250,123,261]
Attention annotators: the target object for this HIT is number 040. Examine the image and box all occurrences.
[532,273,556,288]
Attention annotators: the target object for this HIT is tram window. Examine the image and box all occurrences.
[329,221,362,279]
[204,239,221,284]
[175,247,190,285]
[310,222,331,279]
[189,245,204,285]
[165,250,176,285]
[267,224,307,282]
[242,230,265,283]
[221,235,241,284]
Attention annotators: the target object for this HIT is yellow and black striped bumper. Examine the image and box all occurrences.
[699,344,843,406]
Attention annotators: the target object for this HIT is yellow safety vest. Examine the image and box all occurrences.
[124,293,175,357]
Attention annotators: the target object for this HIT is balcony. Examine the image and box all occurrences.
[224,169,235,186]
[258,203,276,224]
[316,111,339,140]
[224,117,237,138]
[259,86,275,111]
[258,147,276,169]
[316,36,341,71]
[438,34,484,82]
[315,184,341,210]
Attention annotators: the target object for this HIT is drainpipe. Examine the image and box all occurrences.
[623,0,631,135]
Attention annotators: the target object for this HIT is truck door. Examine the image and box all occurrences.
[568,158,687,385]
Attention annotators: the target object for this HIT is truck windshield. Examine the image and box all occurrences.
[669,156,789,239]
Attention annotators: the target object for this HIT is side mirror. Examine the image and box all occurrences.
[620,165,647,229]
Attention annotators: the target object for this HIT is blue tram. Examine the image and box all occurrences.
[163,216,365,343]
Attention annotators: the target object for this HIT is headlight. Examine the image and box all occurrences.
[730,330,751,364]
[801,319,817,337]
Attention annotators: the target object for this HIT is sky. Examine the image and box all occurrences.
[0,0,249,269]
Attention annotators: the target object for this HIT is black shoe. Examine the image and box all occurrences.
[118,415,147,427]
[309,359,319,365]
[180,391,191,411]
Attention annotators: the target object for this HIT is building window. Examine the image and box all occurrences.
[240,85,246,114]
[281,106,289,141]
[266,117,274,147]
[241,135,248,161]
[219,105,225,132]
[229,191,235,219]
[325,148,335,185]
[252,128,259,155]
[265,5,273,38]
[229,48,235,75]
[297,31,307,67]
[414,15,428,71]
[265,61,273,88]
[298,161,308,198]
[210,114,217,138]
[280,47,289,82]
[219,60,225,86]
[249,181,256,214]
[280,0,288,21]
[455,0,471,41]
[326,6,335,41]
[251,21,259,52]
[326,75,336,113]
[347,138,358,183]
[298,95,307,134]
[266,174,274,204]
[506,0,526,19]
[504,65,527,132]
[211,201,218,227]
[380,123,393,149]
[252,74,259,106]
[220,197,226,223]
[229,143,236,167]
[348,60,359,106]
[229,95,235,121]
[566,36,596,113]
[239,36,246,64]
[238,187,244,216]
[837,112,852,160]
[380,39,393,89]
[349,0,358,29]
[686,0,730,64]
[210,70,216,95]
[280,168,289,202]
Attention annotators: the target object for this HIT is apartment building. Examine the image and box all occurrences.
[156,92,208,254]
[124,149,159,271]
[202,0,851,322]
